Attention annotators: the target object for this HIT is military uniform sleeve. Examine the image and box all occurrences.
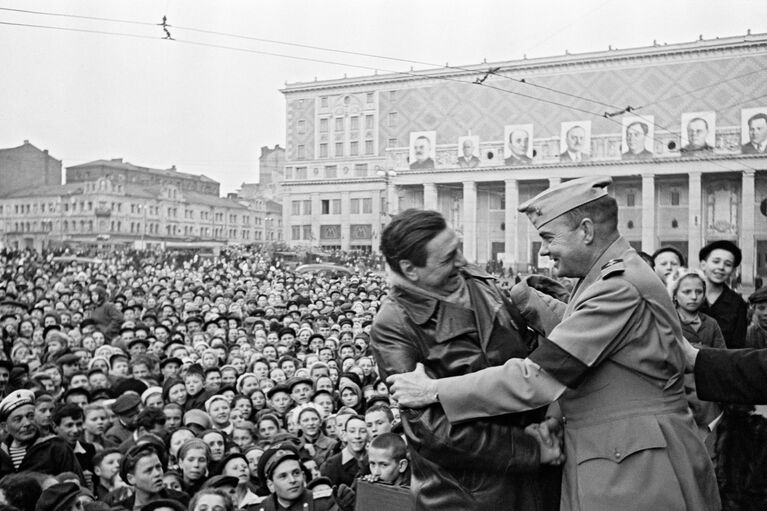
[695,348,767,404]
[371,304,541,473]
[438,278,639,423]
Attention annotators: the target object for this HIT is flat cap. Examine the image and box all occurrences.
[749,286,767,305]
[111,392,141,415]
[519,175,612,228]
[183,409,212,430]
[35,482,80,511]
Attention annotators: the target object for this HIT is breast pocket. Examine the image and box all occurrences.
[571,415,685,510]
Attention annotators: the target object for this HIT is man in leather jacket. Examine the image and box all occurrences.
[371,209,562,511]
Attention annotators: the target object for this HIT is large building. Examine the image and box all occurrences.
[0,149,267,251]
[280,32,767,286]
[0,140,61,196]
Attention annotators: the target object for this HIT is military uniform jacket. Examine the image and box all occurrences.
[438,238,720,511]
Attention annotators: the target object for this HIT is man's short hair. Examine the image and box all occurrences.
[688,117,708,130]
[92,448,122,469]
[560,195,619,234]
[344,414,366,431]
[627,121,648,135]
[748,112,767,126]
[135,407,167,431]
[415,135,430,146]
[51,403,83,426]
[369,432,407,462]
[121,443,161,483]
[365,403,394,422]
[380,209,447,276]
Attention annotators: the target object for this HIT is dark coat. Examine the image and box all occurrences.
[109,487,189,510]
[255,488,338,511]
[695,348,767,404]
[0,432,83,480]
[700,285,748,349]
[89,298,123,341]
[320,451,362,488]
[370,265,553,511]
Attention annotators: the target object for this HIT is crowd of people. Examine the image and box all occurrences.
[0,209,764,511]
[0,247,409,511]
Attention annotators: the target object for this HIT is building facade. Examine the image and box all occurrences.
[0,140,62,196]
[281,33,767,286]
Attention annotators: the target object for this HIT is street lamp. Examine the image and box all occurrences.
[376,168,397,218]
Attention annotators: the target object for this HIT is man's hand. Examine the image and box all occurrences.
[678,335,700,373]
[386,363,438,408]
[525,420,565,465]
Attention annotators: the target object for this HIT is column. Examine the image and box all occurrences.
[548,177,561,187]
[311,193,321,247]
[372,188,382,253]
[340,191,351,251]
[387,183,399,217]
[423,183,438,211]
[741,170,756,287]
[688,172,703,266]
[504,178,519,274]
[281,196,290,246]
[641,174,656,253]
[463,181,477,263]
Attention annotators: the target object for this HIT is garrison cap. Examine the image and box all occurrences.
[519,175,612,228]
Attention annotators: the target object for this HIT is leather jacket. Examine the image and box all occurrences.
[371,266,554,510]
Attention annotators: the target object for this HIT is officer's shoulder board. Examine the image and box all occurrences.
[600,259,625,279]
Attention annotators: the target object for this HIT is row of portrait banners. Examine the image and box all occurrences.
[408,108,767,169]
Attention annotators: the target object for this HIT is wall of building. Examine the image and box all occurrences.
[0,141,61,196]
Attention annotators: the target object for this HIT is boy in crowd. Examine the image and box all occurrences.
[366,433,410,487]
[93,448,125,500]
[364,404,393,440]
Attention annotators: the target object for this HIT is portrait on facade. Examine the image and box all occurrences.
[457,136,481,168]
[740,107,767,154]
[621,115,655,161]
[409,131,436,170]
[503,124,533,166]
[681,111,716,154]
[559,121,591,162]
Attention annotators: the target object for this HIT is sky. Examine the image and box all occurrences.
[2,0,767,194]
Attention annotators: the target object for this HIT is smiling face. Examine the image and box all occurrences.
[267,459,304,504]
[700,248,736,286]
[537,215,591,278]
[403,228,467,296]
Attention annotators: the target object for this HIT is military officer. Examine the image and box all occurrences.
[388,176,720,511]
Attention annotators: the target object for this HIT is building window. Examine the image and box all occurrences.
[321,200,330,215]
[302,225,312,240]
[321,96,328,108]
[388,112,398,127]
[335,117,344,132]
[350,141,359,156]
[285,167,294,180]
[291,226,301,240]
[354,163,368,177]
[388,138,398,149]
[319,118,328,133]
[350,116,359,130]
[366,92,374,103]
[350,199,360,214]
[335,142,344,157]
[295,167,307,179]
[303,200,312,215]
[297,119,305,134]
[365,139,374,155]
[319,143,328,158]
[332,199,341,214]
[297,145,305,159]
[325,165,338,178]
[626,193,636,207]
[366,114,374,129]
[362,198,372,214]
[292,201,301,216]
[671,191,680,206]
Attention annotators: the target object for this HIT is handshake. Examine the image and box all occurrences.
[525,417,565,465]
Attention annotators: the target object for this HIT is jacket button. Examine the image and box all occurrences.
[614,450,621,460]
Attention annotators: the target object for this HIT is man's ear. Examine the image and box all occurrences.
[579,218,595,245]
[266,480,275,493]
[397,458,408,474]
[126,472,135,486]
[398,260,418,282]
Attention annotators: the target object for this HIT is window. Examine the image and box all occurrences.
[354,163,368,177]
[332,199,341,214]
[297,120,305,134]
[366,92,374,103]
[292,201,301,216]
[321,96,328,108]
[627,193,636,207]
[388,112,398,127]
[365,139,374,155]
[335,142,344,157]
[335,117,344,131]
[325,165,338,178]
[319,118,328,133]
[350,199,360,214]
[302,200,312,215]
[321,200,330,215]
[366,114,374,129]
[350,141,359,156]
[319,143,328,158]
[302,225,312,240]
[291,226,301,240]
[285,167,294,180]
[671,191,680,206]
[297,145,305,159]
[295,167,307,179]
[350,116,359,130]
[362,198,372,214]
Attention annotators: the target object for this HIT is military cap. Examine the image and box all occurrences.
[0,389,35,420]
[111,392,141,415]
[259,446,300,481]
[519,175,612,228]
[749,287,767,305]
[699,240,742,268]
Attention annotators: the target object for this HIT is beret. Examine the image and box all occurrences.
[699,240,742,267]
[519,175,612,228]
